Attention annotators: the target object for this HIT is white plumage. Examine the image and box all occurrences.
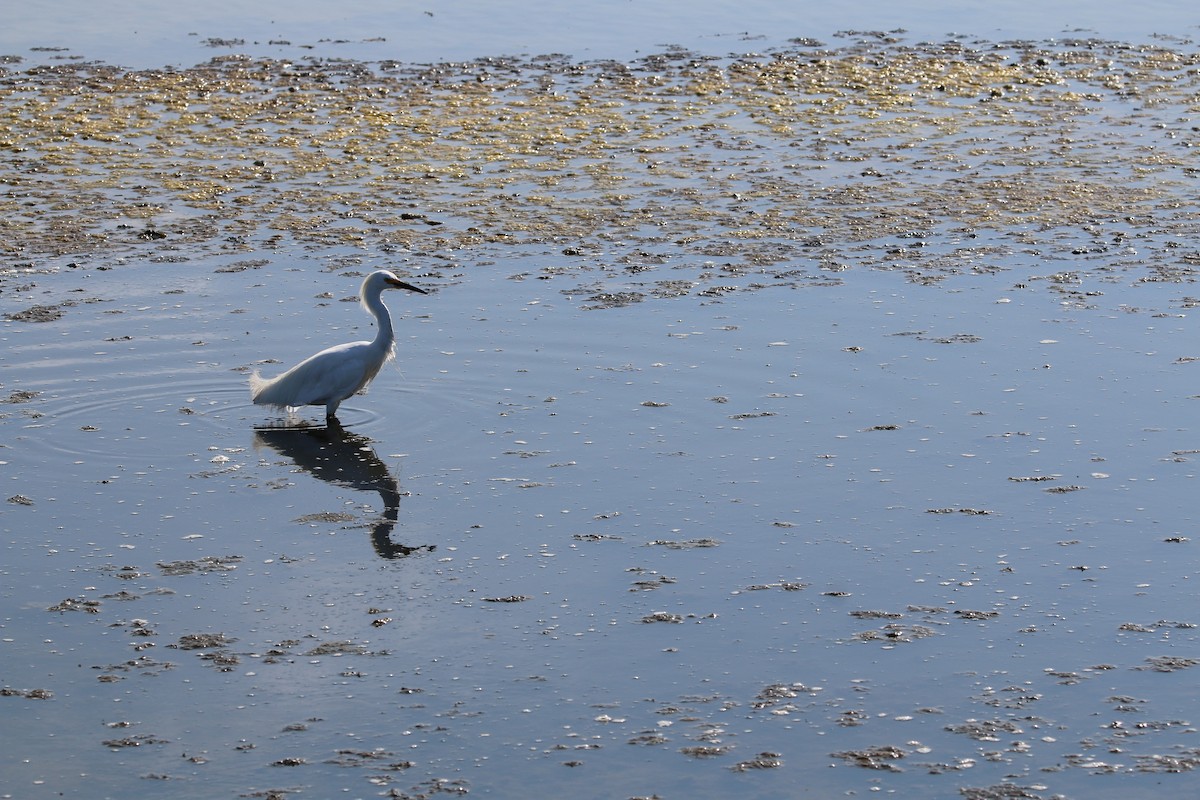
[250,270,426,419]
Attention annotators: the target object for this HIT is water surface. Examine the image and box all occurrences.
[2,5,1199,799]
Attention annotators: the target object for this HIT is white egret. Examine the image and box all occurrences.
[250,270,427,419]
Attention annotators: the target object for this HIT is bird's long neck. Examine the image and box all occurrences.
[365,288,395,351]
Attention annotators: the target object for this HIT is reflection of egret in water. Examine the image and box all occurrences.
[253,420,432,559]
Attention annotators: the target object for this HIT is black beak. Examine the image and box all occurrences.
[388,279,428,294]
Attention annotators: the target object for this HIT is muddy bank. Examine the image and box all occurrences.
[3,34,1200,300]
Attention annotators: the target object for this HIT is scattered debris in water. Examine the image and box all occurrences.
[171,633,236,650]
[832,744,906,771]
[647,538,720,549]
[5,305,63,322]
[0,687,53,700]
[47,597,101,613]
[102,734,169,749]
[157,555,242,576]
[1138,656,1200,673]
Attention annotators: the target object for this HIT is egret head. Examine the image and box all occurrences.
[379,269,427,295]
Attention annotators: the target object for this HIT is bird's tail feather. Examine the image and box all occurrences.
[249,370,283,406]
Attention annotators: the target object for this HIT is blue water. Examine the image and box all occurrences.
[4,5,1200,800]
[4,0,1198,69]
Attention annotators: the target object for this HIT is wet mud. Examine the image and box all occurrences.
[3,34,1200,296]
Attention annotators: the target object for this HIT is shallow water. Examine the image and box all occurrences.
[5,0,1200,69]
[3,6,1200,800]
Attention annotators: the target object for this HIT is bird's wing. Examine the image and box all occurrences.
[254,341,373,407]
